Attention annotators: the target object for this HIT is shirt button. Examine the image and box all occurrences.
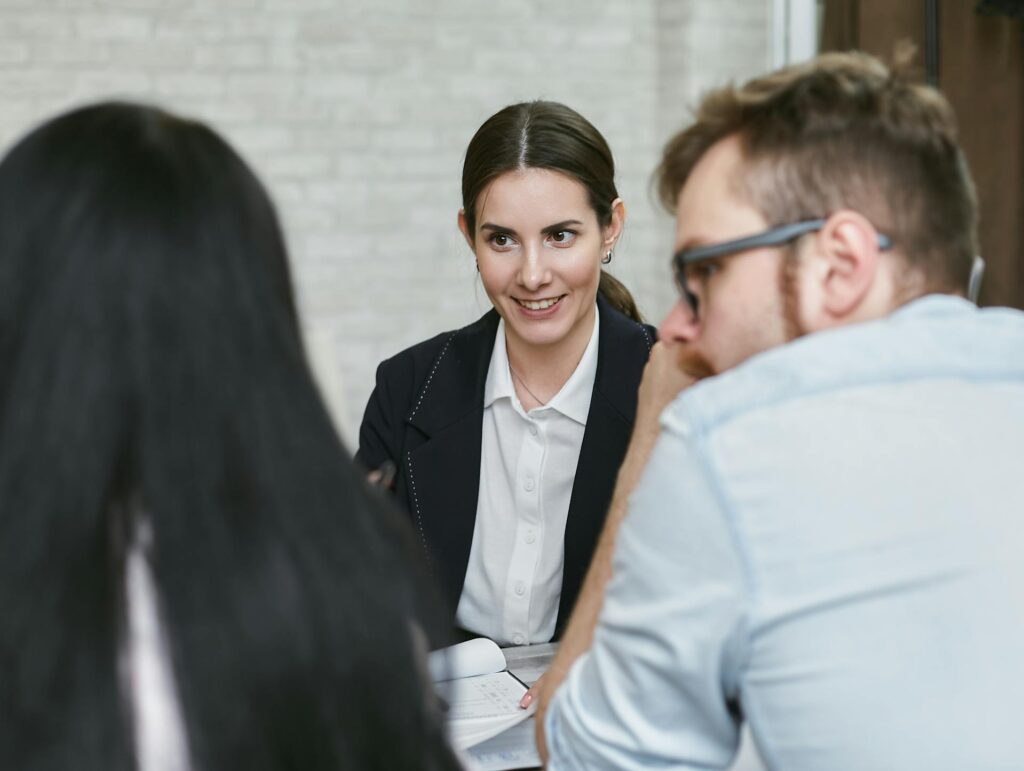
[514,581,526,596]
[524,477,535,492]
[529,425,538,436]
[512,634,525,645]
[525,532,536,544]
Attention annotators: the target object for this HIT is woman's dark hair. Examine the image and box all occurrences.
[0,102,458,771]
[461,100,643,322]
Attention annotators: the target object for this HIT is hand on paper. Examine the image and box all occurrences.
[518,672,543,709]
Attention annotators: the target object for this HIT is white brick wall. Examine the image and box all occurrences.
[0,0,770,447]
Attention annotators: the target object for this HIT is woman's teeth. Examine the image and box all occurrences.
[518,297,561,310]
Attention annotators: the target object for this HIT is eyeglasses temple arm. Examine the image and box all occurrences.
[676,219,827,265]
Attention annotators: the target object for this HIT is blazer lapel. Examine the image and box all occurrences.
[404,311,499,613]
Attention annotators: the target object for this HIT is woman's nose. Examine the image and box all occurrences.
[517,244,550,291]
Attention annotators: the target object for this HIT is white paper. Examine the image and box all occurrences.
[466,717,542,770]
[429,637,507,682]
[439,671,535,750]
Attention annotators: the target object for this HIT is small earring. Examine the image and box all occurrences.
[602,250,613,264]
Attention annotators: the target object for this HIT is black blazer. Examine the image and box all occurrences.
[356,295,654,637]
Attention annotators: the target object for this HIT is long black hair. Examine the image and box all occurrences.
[461,100,643,322]
[0,102,458,771]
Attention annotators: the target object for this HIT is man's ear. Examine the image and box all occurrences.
[603,198,626,250]
[810,209,885,323]
[456,209,475,251]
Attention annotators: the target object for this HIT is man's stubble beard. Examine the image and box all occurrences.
[674,343,716,381]
[673,251,810,383]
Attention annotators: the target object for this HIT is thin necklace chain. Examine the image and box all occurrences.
[509,365,547,407]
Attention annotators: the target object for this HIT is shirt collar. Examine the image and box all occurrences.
[484,320,516,409]
[483,308,600,426]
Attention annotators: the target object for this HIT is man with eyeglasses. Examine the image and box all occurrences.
[534,51,1024,770]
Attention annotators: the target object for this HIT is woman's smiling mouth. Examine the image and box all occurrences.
[515,295,565,311]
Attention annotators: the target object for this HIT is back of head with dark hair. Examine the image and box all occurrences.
[461,100,643,322]
[656,50,979,296]
[0,102,458,771]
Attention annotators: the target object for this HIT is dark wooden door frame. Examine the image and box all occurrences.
[821,0,1024,309]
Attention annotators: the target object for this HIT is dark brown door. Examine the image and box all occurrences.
[822,0,1024,309]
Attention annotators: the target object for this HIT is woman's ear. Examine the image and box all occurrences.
[456,209,475,251]
[603,198,626,250]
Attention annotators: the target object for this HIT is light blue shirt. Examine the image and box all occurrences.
[547,295,1024,770]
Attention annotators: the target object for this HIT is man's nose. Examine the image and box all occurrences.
[658,298,700,344]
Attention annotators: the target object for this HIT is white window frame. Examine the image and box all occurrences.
[771,0,819,67]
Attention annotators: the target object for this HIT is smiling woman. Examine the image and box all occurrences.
[356,101,655,647]
[463,167,617,400]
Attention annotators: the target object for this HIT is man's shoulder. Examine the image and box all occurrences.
[664,295,1024,437]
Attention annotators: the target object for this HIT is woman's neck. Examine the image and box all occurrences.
[504,305,596,409]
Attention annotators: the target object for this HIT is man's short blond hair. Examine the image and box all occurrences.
[657,51,978,294]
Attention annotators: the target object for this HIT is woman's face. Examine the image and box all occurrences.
[459,168,623,357]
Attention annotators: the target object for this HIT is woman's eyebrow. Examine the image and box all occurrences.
[480,222,517,236]
[541,219,584,234]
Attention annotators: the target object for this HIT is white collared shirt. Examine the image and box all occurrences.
[547,297,1024,770]
[454,308,599,645]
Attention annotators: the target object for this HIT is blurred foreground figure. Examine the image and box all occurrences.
[540,51,1024,770]
[0,102,458,771]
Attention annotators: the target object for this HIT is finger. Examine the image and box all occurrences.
[519,678,542,709]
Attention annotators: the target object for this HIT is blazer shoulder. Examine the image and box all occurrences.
[375,310,497,394]
[598,299,656,364]
[376,327,457,386]
[357,311,497,469]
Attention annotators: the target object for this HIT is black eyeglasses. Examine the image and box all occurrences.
[673,219,894,316]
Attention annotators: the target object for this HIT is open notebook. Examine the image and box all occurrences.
[429,638,538,754]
